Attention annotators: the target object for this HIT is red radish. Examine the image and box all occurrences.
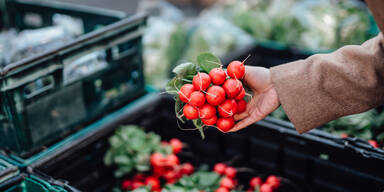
[206,86,226,106]
[260,184,273,192]
[340,133,349,138]
[368,140,379,148]
[215,187,230,192]
[181,163,194,175]
[236,100,247,114]
[145,176,160,190]
[250,177,263,189]
[170,138,183,154]
[227,60,245,79]
[193,72,211,91]
[153,166,165,177]
[265,176,280,189]
[217,117,235,132]
[223,79,242,98]
[132,181,144,190]
[166,154,179,166]
[179,84,194,103]
[224,167,237,179]
[121,180,131,190]
[183,104,198,120]
[164,171,177,182]
[213,163,227,175]
[220,177,236,189]
[218,99,237,117]
[199,104,216,119]
[189,91,206,107]
[202,115,218,126]
[133,174,146,182]
[150,153,165,167]
[209,68,226,85]
[235,87,245,100]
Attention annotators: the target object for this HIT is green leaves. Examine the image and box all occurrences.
[197,53,222,73]
[163,171,221,191]
[103,125,172,178]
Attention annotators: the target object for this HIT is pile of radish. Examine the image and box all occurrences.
[166,53,250,137]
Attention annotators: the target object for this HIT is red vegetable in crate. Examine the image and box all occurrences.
[213,163,227,175]
[224,167,237,179]
[215,187,230,192]
[132,181,144,190]
[260,184,273,192]
[121,180,131,190]
[170,138,183,154]
[250,177,263,189]
[181,163,195,175]
[209,68,226,85]
[220,177,236,189]
[166,154,179,166]
[368,140,379,148]
[145,176,161,191]
[193,72,211,91]
[265,175,280,189]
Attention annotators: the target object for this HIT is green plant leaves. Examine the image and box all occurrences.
[103,125,172,178]
[163,171,221,191]
[197,53,221,73]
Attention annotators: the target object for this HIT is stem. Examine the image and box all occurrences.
[201,90,216,98]
[218,105,233,116]
[245,92,253,99]
[181,78,192,83]
[242,54,251,64]
[207,60,222,67]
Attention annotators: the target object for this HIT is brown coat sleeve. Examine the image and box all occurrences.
[270,0,384,134]
[271,34,384,133]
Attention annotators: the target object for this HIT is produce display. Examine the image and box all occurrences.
[222,0,377,51]
[165,53,250,137]
[271,107,384,148]
[104,125,288,192]
[142,0,377,88]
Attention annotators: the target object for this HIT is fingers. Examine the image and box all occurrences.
[234,112,248,121]
[228,116,256,132]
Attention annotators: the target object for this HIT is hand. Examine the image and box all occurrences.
[229,66,280,132]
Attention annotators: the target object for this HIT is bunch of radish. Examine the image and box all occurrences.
[179,60,247,132]
[166,52,251,137]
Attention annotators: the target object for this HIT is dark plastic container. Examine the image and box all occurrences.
[0,0,147,156]
[25,94,384,192]
[0,156,77,192]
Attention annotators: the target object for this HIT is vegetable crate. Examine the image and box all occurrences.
[26,94,384,192]
[0,156,77,192]
[0,0,147,157]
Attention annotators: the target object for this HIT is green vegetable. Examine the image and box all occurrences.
[104,125,172,177]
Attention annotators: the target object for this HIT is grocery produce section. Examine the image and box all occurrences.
[0,0,383,191]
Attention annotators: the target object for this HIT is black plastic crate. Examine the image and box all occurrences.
[26,94,384,192]
[0,0,147,157]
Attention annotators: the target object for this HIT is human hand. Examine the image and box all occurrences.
[229,66,280,132]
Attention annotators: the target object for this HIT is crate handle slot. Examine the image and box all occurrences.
[24,76,55,99]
